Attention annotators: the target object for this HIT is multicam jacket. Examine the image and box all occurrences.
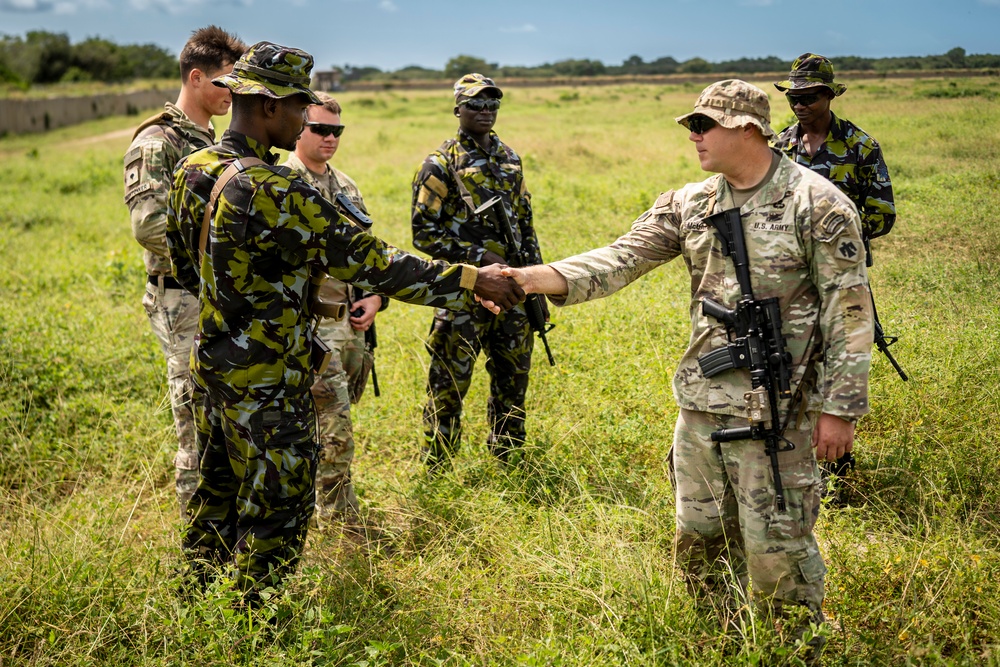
[411,128,542,268]
[282,153,376,341]
[774,112,896,239]
[549,154,873,420]
[124,102,215,276]
[166,130,477,405]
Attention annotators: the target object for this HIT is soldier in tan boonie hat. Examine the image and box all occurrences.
[453,73,503,100]
[213,41,321,104]
[774,53,847,97]
[675,79,776,140]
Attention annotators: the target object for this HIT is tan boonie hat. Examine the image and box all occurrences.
[675,79,776,139]
[213,41,321,104]
[453,73,503,100]
[773,53,847,97]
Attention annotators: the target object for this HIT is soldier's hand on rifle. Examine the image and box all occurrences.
[481,250,507,266]
[813,413,855,463]
[474,264,524,313]
[349,294,381,332]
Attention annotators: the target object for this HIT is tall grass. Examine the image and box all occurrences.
[1,78,998,665]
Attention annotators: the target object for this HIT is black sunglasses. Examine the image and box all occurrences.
[459,98,501,112]
[786,93,822,107]
[686,114,717,135]
[305,122,345,138]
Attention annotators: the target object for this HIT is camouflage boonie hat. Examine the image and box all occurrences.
[675,79,776,139]
[774,53,847,97]
[453,73,503,100]
[213,41,321,104]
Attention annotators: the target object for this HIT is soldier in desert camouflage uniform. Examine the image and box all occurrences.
[122,26,246,515]
[166,42,523,598]
[412,73,546,470]
[498,80,874,658]
[282,93,384,523]
[773,53,897,487]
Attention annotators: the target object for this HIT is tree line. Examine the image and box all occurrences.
[343,47,1000,83]
[0,31,176,89]
[1,31,997,91]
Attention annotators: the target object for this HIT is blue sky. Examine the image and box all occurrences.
[1,0,997,72]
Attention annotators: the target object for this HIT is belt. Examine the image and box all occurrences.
[148,275,183,290]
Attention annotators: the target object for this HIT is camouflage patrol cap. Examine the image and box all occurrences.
[213,41,321,104]
[675,79,776,139]
[773,53,847,96]
[454,73,503,100]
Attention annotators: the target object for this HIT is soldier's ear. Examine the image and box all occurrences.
[262,96,280,118]
[453,105,461,117]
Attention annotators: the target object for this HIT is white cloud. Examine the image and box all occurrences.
[53,0,110,13]
[379,0,396,11]
[739,0,775,5]
[0,0,55,11]
[500,23,537,33]
[129,0,252,13]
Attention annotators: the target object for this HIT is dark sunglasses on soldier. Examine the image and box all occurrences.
[459,98,501,112]
[305,122,345,138]
[786,93,822,107]
[686,114,717,134]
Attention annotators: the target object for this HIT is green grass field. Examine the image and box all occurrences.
[1,76,999,666]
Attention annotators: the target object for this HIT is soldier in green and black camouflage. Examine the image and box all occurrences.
[498,80,874,662]
[773,53,897,488]
[166,43,523,599]
[122,26,246,515]
[282,92,384,526]
[412,73,546,470]
[773,53,896,239]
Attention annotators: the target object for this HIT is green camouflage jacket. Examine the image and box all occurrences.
[773,112,896,239]
[411,129,542,267]
[166,130,477,405]
[124,102,215,276]
[549,154,873,420]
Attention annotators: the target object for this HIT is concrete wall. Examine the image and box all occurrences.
[0,88,178,136]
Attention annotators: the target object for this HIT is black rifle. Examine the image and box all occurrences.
[337,193,381,397]
[697,208,795,511]
[864,238,908,381]
[474,195,556,366]
[351,303,380,398]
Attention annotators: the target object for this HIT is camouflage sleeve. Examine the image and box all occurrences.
[548,192,682,306]
[165,157,206,296]
[123,132,179,270]
[515,174,544,265]
[806,198,874,419]
[857,141,896,239]
[278,180,475,311]
[411,155,483,264]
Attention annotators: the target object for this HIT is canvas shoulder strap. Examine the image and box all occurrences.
[199,156,267,266]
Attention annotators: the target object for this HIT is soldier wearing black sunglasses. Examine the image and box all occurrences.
[411,73,548,472]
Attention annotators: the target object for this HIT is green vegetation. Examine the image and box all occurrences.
[0,30,175,90]
[1,78,999,665]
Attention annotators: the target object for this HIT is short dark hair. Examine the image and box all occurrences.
[311,91,342,117]
[179,25,247,81]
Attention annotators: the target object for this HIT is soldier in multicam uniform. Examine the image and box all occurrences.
[165,42,523,599]
[122,26,246,515]
[282,92,384,525]
[773,53,896,488]
[411,73,547,470]
[497,80,874,659]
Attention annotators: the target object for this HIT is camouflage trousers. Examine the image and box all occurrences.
[142,280,199,515]
[184,387,319,597]
[310,322,370,518]
[668,408,826,629]
[423,305,532,467]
